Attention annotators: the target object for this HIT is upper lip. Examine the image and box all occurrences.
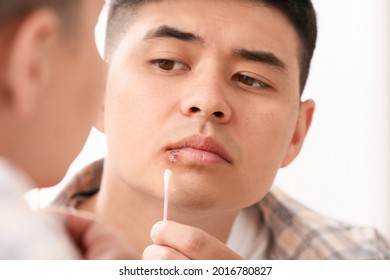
[167,135,232,163]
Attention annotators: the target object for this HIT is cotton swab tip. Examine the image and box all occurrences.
[164,169,172,191]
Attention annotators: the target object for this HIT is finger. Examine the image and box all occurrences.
[150,221,242,260]
[142,244,190,260]
[47,208,135,259]
[63,211,134,259]
[46,207,99,246]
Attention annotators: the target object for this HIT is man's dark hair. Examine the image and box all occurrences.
[0,0,78,36]
[105,0,317,94]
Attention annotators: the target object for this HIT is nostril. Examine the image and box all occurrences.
[213,111,224,118]
[188,107,224,118]
[190,107,200,113]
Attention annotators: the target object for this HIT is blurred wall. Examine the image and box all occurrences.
[276,0,390,238]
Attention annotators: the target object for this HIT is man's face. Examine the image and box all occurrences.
[102,0,310,211]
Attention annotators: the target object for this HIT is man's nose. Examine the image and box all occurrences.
[179,73,232,123]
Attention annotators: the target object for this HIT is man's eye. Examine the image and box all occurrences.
[233,74,269,89]
[152,59,188,71]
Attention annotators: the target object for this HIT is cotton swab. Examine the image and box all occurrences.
[163,169,172,221]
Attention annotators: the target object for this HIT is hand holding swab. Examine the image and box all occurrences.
[163,169,172,221]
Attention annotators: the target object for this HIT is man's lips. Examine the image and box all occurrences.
[166,135,232,164]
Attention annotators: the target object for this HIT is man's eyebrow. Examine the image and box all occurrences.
[144,25,201,42]
[234,49,288,73]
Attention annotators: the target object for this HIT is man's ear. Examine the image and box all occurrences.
[280,99,315,167]
[6,9,59,117]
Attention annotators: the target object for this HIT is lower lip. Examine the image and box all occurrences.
[168,148,228,164]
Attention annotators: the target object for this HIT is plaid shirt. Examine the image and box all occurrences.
[53,159,390,259]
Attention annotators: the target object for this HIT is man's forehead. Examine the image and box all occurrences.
[129,1,297,44]
[108,0,296,55]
